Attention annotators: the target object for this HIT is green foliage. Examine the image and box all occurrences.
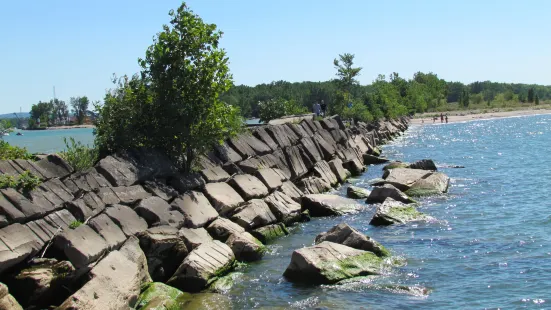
[70,96,90,125]
[0,120,13,138]
[0,171,42,193]
[95,3,243,173]
[528,88,534,103]
[341,100,373,123]
[257,98,308,123]
[60,137,98,172]
[0,141,33,160]
[334,53,362,93]
[29,101,54,128]
[52,99,69,125]
[69,220,83,229]
[535,94,539,105]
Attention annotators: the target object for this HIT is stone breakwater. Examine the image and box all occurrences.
[0,115,409,309]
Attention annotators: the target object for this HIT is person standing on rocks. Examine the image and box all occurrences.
[320,100,327,117]
[313,101,321,116]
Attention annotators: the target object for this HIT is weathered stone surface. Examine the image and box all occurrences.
[1,188,48,221]
[169,173,206,193]
[237,157,265,175]
[206,218,245,242]
[65,168,112,194]
[313,160,339,186]
[405,172,450,197]
[301,119,317,134]
[88,214,127,250]
[43,209,76,232]
[105,204,148,237]
[230,199,277,230]
[266,125,293,148]
[231,133,272,156]
[213,142,242,163]
[367,184,416,204]
[363,154,390,165]
[370,198,428,226]
[315,223,389,257]
[135,196,185,228]
[253,127,279,151]
[302,194,363,217]
[342,158,364,176]
[200,166,231,183]
[66,192,105,221]
[0,282,23,310]
[171,191,219,228]
[112,185,151,205]
[0,224,44,275]
[283,241,383,284]
[179,227,213,250]
[41,178,74,203]
[300,137,322,163]
[330,128,347,144]
[0,195,25,223]
[378,168,432,191]
[328,158,349,184]
[134,282,187,310]
[287,123,310,138]
[383,161,410,170]
[95,155,138,187]
[228,174,269,200]
[346,186,371,199]
[54,224,108,269]
[203,182,245,215]
[409,159,437,171]
[167,240,235,293]
[298,177,332,195]
[283,145,309,180]
[255,168,283,191]
[226,232,265,262]
[33,155,73,180]
[142,180,178,201]
[0,161,20,176]
[95,187,120,205]
[251,223,289,244]
[264,191,302,224]
[279,181,304,202]
[12,159,46,179]
[137,226,189,282]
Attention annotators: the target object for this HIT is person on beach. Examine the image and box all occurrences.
[440,113,444,123]
[445,115,448,123]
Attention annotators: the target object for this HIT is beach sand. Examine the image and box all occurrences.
[411,109,551,125]
[45,124,95,130]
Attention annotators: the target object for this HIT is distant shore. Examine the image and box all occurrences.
[411,108,551,125]
[22,124,96,131]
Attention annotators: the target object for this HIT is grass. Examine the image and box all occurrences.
[59,137,98,172]
[0,171,42,193]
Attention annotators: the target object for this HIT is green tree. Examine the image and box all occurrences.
[333,53,362,93]
[29,101,53,127]
[71,96,89,125]
[53,99,69,125]
[0,120,12,137]
[527,88,534,103]
[95,2,242,173]
[257,98,307,123]
[535,93,539,105]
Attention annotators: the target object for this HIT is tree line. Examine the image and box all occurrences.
[28,97,92,129]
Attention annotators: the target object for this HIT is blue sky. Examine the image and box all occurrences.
[1,0,549,114]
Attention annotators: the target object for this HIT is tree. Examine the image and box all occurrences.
[535,93,540,105]
[333,53,362,93]
[257,98,308,123]
[29,101,53,128]
[71,96,89,125]
[52,99,69,125]
[0,120,12,138]
[95,3,243,173]
[528,88,534,103]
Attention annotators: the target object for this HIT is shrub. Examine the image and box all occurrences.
[258,98,309,123]
[60,137,98,172]
[0,141,33,160]
[69,220,83,229]
[342,101,373,123]
[0,171,42,193]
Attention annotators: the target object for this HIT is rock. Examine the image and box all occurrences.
[230,199,277,230]
[8,259,75,308]
[370,198,428,226]
[57,245,150,309]
[409,159,437,171]
[203,182,245,215]
[169,173,206,193]
[66,191,106,222]
[313,160,339,186]
[41,178,74,202]
[54,224,109,269]
[346,186,371,199]
[366,184,416,204]
[208,272,243,293]
[0,194,25,223]
[228,174,269,200]
[314,223,389,257]
[301,194,363,217]
[179,227,213,250]
[328,158,350,183]
[206,218,245,242]
[213,142,242,163]
[363,154,390,165]
[283,241,383,284]
[105,204,149,237]
[1,188,48,221]
[298,177,332,195]
[300,137,323,163]
[95,155,139,187]
[379,168,432,191]
[370,146,382,157]
[135,196,185,228]
[251,223,289,244]
[112,185,152,205]
[405,172,450,197]
[142,180,178,201]
[283,145,309,180]
[264,191,302,224]
[0,282,23,310]
[171,191,219,228]
[167,240,235,292]
[226,232,266,262]
[342,159,364,176]
[118,235,153,286]
[88,214,127,250]
[134,282,188,310]
[279,181,304,203]
[253,127,279,151]
[0,224,44,275]
[265,125,292,149]
[200,166,231,183]
[255,168,283,191]
[176,292,232,309]
[136,226,189,282]
[95,187,120,205]
[33,154,73,179]
[382,161,410,171]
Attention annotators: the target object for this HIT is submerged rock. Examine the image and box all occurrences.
[208,272,244,293]
[362,154,390,165]
[226,232,266,262]
[370,198,428,226]
[378,168,432,191]
[408,159,437,171]
[302,194,363,216]
[405,172,450,197]
[251,223,289,244]
[382,161,410,171]
[366,184,416,204]
[314,223,389,257]
[346,186,371,199]
[135,282,187,310]
[283,241,383,284]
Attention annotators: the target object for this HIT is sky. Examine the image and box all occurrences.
[1,0,550,114]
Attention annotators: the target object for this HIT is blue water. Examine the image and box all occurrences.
[228,114,551,309]
[3,128,95,154]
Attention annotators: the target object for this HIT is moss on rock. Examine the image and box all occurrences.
[135,282,190,310]
[251,223,289,244]
[318,251,384,283]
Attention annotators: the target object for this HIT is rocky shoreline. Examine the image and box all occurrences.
[0,115,438,309]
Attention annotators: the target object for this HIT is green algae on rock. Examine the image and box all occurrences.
[370,198,429,226]
[382,161,410,171]
[135,282,188,310]
[314,223,390,258]
[405,172,450,197]
[251,223,289,244]
[346,186,371,199]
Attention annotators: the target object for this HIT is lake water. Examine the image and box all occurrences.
[3,128,95,154]
[226,115,551,309]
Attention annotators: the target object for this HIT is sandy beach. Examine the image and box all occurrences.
[44,124,95,130]
[411,108,551,125]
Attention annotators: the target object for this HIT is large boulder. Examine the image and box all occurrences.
[134,282,188,310]
[105,204,148,237]
[313,160,339,186]
[283,241,383,284]
[171,191,219,228]
[346,186,371,199]
[0,224,44,275]
[0,282,23,310]
[228,174,269,200]
[279,181,304,203]
[142,180,178,201]
[378,168,432,191]
[405,172,450,197]
[54,224,109,269]
[200,166,231,183]
[314,223,389,257]
[363,154,390,165]
[134,196,185,228]
[328,158,350,183]
[408,159,437,171]
[254,168,284,191]
[226,232,266,262]
[297,177,332,195]
[382,161,410,171]
[230,199,277,230]
[206,218,245,242]
[370,198,429,226]
[136,226,189,282]
[88,214,127,250]
[251,223,289,244]
[366,184,416,204]
[167,240,235,293]
[301,194,363,217]
[179,227,213,250]
[203,182,245,215]
[264,191,302,224]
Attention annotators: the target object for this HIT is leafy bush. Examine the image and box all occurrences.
[0,141,33,160]
[258,98,308,123]
[341,101,373,123]
[69,220,83,229]
[0,171,42,193]
[60,137,98,172]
